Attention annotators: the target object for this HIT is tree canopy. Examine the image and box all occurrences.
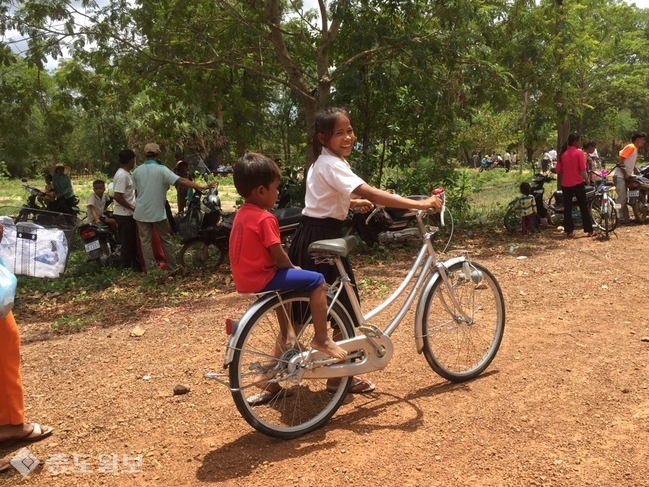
[2,0,649,180]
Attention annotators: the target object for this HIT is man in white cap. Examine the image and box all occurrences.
[132,143,213,272]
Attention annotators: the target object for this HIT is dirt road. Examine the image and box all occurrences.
[2,224,649,486]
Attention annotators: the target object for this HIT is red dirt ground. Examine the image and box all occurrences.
[2,223,649,486]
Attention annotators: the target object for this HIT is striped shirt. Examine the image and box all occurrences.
[515,194,537,216]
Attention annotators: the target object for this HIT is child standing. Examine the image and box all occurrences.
[229,153,347,363]
[287,107,442,394]
[515,182,538,235]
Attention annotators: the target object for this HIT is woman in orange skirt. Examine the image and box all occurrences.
[0,221,53,472]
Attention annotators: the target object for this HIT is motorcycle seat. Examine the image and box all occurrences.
[271,207,303,226]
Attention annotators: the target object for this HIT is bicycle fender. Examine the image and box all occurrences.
[222,292,280,368]
[414,256,466,354]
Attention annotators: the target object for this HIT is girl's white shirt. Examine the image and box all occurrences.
[303,147,366,221]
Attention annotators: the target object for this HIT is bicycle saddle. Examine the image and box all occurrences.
[308,235,358,257]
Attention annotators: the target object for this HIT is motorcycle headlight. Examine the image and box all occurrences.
[203,193,221,211]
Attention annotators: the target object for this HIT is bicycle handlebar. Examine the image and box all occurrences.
[432,188,445,227]
[363,189,445,226]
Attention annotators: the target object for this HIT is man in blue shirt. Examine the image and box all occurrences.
[132,143,212,272]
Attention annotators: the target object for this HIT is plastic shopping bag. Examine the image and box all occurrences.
[0,257,17,317]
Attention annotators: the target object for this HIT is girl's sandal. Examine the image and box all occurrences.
[566,232,575,238]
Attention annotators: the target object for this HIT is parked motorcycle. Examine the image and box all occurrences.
[15,179,81,245]
[78,221,120,267]
[504,174,553,233]
[177,188,303,271]
[545,184,598,228]
[479,158,505,172]
[504,173,601,232]
[346,194,453,251]
[607,165,649,224]
[621,174,649,224]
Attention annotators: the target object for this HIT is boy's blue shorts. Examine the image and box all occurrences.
[260,268,324,293]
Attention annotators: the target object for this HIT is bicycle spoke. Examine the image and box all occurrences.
[229,292,354,438]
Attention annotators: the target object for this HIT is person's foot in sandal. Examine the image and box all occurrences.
[246,388,293,406]
[0,459,10,473]
[0,423,54,449]
[327,376,376,394]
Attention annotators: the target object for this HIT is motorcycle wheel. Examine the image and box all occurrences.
[97,241,111,267]
[632,191,649,224]
[178,239,226,271]
[503,205,518,234]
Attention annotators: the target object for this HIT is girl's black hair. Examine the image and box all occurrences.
[567,133,581,146]
[313,107,351,157]
[559,133,581,158]
[520,181,531,195]
[583,140,596,150]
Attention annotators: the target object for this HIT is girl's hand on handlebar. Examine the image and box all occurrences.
[351,198,373,213]
[420,193,442,212]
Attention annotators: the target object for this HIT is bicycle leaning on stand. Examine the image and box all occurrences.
[588,170,617,238]
[208,190,506,438]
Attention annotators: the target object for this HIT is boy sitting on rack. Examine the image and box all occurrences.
[229,153,347,405]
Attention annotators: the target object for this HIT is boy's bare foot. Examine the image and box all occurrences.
[311,337,347,361]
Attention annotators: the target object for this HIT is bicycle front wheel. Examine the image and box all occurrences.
[589,194,617,233]
[229,291,355,439]
[421,261,505,382]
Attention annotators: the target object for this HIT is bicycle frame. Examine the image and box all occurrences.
[221,208,475,381]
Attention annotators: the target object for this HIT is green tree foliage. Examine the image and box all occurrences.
[3,0,649,182]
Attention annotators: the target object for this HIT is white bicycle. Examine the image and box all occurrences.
[209,191,505,438]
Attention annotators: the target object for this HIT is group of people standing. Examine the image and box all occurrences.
[516,131,646,237]
[111,144,212,273]
[475,152,516,172]
[555,132,645,235]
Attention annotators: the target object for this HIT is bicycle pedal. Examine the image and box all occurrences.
[358,325,383,338]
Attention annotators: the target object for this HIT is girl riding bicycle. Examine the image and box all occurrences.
[287,106,442,393]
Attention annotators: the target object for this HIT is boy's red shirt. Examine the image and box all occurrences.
[229,203,281,293]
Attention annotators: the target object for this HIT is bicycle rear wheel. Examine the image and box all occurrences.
[421,261,505,382]
[229,291,354,438]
